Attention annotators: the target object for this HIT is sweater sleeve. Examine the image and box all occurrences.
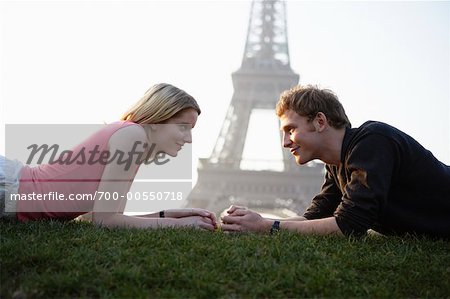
[303,165,342,219]
[334,134,396,237]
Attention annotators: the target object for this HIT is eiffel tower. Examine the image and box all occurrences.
[187,0,324,217]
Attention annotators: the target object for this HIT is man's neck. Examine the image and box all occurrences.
[318,127,346,166]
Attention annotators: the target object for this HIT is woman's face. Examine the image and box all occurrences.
[151,108,198,157]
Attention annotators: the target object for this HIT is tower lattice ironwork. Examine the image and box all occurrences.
[187,0,324,217]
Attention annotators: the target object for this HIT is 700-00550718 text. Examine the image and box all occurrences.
[96,191,183,201]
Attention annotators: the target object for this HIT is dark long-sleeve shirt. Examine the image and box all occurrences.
[303,121,450,238]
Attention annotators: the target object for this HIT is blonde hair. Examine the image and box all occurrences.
[121,83,201,124]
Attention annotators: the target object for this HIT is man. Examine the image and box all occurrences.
[221,85,450,238]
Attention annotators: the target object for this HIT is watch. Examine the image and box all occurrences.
[270,220,280,234]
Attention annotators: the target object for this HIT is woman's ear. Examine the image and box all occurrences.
[149,124,158,131]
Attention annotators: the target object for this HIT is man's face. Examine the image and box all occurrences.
[280,110,319,165]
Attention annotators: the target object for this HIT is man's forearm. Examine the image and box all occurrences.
[278,216,343,236]
[283,216,307,221]
[266,216,307,222]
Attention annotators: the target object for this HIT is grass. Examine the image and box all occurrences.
[1,219,449,299]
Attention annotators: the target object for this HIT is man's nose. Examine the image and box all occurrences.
[282,132,292,148]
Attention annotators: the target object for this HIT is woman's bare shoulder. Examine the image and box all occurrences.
[108,123,148,149]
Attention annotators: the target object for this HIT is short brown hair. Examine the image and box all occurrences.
[276,85,351,129]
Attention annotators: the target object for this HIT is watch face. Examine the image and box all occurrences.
[270,220,280,234]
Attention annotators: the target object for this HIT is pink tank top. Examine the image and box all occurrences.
[17,121,140,221]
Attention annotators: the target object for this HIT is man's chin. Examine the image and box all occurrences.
[295,156,309,165]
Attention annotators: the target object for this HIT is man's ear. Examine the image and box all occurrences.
[314,112,328,132]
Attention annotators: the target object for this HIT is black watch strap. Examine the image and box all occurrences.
[270,220,280,234]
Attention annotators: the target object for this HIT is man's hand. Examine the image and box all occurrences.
[226,205,248,215]
[221,206,272,233]
[222,205,344,236]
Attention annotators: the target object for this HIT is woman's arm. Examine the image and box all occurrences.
[91,125,215,231]
[136,208,218,227]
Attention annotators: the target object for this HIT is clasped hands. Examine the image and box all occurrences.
[169,206,271,233]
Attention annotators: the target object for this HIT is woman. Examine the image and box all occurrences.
[1,83,217,230]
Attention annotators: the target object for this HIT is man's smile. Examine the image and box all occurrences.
[290,145,300,155]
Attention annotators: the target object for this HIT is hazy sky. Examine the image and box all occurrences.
[1,0,449,175]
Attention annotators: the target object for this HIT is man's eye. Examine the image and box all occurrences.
[288,128,295,134]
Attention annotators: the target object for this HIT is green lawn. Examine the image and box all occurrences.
[1,219,449,298]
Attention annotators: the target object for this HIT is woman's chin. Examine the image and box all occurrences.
[166,151,178,158]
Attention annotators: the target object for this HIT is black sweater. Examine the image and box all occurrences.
[303,121,450,238]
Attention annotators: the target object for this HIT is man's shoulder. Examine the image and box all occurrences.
[342,121,407,158]
[353,120,408,142]
[358,120,397,134]
[346,120,431,161]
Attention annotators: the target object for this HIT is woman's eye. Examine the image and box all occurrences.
[178,124,189,131]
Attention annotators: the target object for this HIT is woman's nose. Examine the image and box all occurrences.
[184,131,192,143]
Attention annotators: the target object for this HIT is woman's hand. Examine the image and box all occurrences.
[176,215,216,231]
[165,208,218,229]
